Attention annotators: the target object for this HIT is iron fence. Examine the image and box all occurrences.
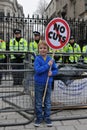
[0,16,87,50]
[0,15,87,126]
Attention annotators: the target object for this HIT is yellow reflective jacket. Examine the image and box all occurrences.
[29,41,38,54]
[82,45,87,63]
[64,42,81,63]
[29,40,41,61]
[54,49,63,63]
[9,38,28,59]
[0,39,6,59]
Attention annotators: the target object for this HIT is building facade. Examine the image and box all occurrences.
[0,0,24,17]
[0,0,24,41]
[45,0,87,20]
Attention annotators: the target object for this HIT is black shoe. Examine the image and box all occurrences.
[34,119,42,127]
[44,118,53,127]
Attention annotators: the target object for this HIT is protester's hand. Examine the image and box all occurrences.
[48,70,52,76]
[48,60,53,66]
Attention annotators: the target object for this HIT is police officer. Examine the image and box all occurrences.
[29,31,40,62]
[9,29,28,85]
[82,42,87,63]
[54,48,63,63]
[0,39,6,84]
[63,36,81,63]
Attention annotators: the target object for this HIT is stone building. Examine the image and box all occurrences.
[45,0,87,20]
[0,0,24,41]
[0,0,23,17]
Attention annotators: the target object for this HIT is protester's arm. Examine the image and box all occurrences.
[34,57,50,74]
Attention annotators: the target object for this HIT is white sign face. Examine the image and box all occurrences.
[45,18,70,50]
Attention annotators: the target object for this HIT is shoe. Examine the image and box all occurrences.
[45,118,53,127]
[34,119,42,127]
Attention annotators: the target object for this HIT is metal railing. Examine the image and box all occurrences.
[0,16,87,50]
[0,51,87,126]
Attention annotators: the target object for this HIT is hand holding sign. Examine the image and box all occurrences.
[45,17,70,50]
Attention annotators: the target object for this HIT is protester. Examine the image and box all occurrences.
[34,40,58,127]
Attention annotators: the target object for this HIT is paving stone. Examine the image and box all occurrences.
[5,126,24,130]
[75,124,87,130]
[79,119,87,124]
[52,121,62,126]
[56,125,76,130]
[35,127,56,130]
[62,120,80,125]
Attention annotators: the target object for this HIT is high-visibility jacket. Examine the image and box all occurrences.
[9,38,28,59]
[49,48,63,63]
[82,45,87,63]
[29,40,40,60]
[64,42,81,63]
[0,39,6,59]
[54,49,63,63]
[29,41,38,54]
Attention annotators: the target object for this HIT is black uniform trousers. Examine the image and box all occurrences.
[11,58,24,85]
[0,59,6,84]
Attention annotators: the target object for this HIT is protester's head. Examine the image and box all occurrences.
[33,31,40,43]
[13,29,21,38]
[38,40,49,56]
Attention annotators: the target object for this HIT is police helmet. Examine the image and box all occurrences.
[33,31,40,36]
[13,29,21,34]
[70,35,74,40]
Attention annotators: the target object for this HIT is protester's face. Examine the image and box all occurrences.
[39,44,48,56]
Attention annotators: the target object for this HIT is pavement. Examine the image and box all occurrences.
[0,108,87,130]
[0,74,87,130]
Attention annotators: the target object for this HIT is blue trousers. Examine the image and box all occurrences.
[35,83,52,120]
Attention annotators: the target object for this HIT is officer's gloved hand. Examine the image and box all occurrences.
[14,54,23,59]
[32,52,36,59]
[54,55,60,61]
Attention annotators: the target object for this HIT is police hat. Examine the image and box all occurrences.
[33,31,40,36]
[13,29,21,34]
[70,36,74,40]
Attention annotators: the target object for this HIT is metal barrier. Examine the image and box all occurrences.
[23,55,87,122]
[0,51,35,126]
[0,51,87,126]
[0,15,87,49]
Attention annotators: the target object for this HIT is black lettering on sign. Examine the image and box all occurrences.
[53,23,65,33]
[48,23,67,44]
[53,23,60,32]
[48,31,66,43]
[48,31,53,38]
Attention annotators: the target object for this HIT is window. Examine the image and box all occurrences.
[0,32,4,39]
[0,12,4,22]
[7,12,10,17]
[0,12,4,17]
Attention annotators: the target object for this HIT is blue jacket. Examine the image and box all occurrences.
[34,55,58,86]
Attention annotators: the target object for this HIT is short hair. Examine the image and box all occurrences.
[38,40,49,51]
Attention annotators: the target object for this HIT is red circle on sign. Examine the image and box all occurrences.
[45,18,70,50]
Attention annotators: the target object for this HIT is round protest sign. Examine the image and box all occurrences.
[45,18,70,50]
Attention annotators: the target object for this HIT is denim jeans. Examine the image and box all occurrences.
[35,82,52,120]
